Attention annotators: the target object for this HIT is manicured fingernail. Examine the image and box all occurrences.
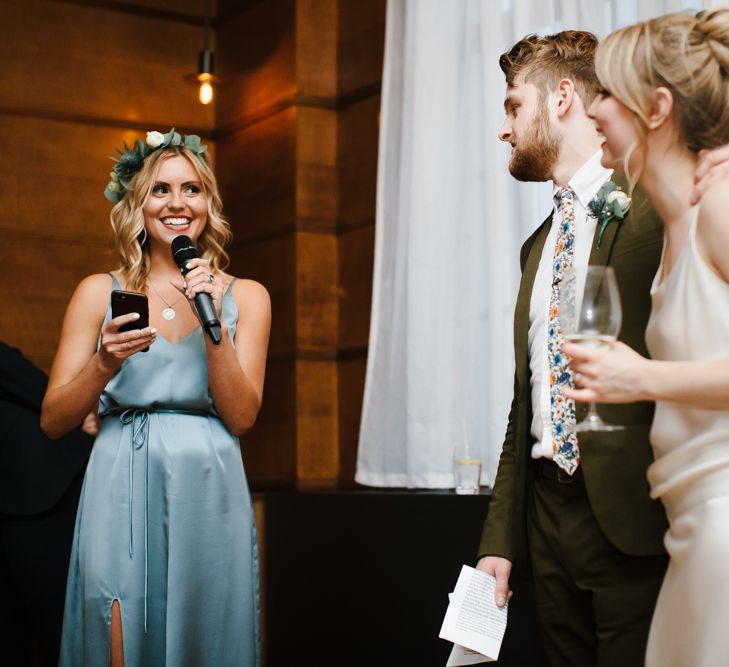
[151,328,157,334]
[186,262,191,269]
[183,282,187,288]
[132,313,140,319]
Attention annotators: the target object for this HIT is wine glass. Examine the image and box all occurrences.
[559,265,623,432]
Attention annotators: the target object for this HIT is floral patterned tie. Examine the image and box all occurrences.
[548,187,579,475]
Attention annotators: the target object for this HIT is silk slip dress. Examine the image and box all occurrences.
[644,206,729,667]
[59,275,260,666]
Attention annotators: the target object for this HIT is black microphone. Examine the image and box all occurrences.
[171,235,222,345]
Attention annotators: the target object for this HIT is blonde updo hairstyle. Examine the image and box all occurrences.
[109,146,232,292]
[595,9,729,184]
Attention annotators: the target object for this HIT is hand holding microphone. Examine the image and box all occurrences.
[171,235,223,345]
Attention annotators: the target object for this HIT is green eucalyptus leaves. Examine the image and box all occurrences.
[104,128,208,204]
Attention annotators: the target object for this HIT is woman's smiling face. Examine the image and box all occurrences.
[142,154,208,246]
[588,91,640,173]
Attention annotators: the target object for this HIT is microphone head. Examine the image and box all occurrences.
[171,235,199,269]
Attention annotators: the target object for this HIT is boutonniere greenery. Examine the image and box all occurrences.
[588,181,632,249]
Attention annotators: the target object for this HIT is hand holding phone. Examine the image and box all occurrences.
[110,290,151,352]
[111,290,149,330]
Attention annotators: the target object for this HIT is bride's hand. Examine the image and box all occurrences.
[563,340,650,404]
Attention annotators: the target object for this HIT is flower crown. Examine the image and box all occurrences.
[104,128,208,204]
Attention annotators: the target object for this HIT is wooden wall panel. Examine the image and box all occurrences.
[2,0,214,130]
[296,0,338,99]
[227,234,296,361]
[295,360,339,486]
[242,360,297,486]
[2,238,116,371]
[216,108,296,244]
[216,0,296,128]
[0,115,131,244]
[215,0,297,489]
[291,0,383,487]
[296,232,338,354]
[338,225,374,352]
[104,0,218,17]
[337,356,367,485]
[337,0,387,97]
[296,106,338,226]
[337,95,380,229]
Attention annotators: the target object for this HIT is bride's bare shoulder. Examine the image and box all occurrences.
[696,183,729,282]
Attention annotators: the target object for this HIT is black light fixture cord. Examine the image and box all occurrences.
[203,0,211,52]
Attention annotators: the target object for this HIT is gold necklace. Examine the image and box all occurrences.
[148,281,185,321]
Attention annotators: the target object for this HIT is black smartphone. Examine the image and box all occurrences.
[111,290,150,351]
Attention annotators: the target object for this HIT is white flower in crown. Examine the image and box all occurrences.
[146,130,165,148]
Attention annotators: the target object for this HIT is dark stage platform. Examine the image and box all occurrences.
[262,489,547,666]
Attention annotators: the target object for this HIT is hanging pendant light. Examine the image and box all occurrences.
[185,0,219,105]
[196,50,216,105]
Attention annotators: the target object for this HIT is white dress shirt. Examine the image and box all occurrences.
[529,151,613,459]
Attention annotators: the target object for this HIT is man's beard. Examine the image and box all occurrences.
[508,107,560,182]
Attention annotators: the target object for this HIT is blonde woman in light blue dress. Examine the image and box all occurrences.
[42,130,270,666]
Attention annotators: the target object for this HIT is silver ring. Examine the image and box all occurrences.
[208,273,215,283]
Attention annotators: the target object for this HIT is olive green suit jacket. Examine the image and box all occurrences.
[478,181,669,568]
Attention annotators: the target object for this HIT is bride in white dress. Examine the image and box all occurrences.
[562,9,729,667]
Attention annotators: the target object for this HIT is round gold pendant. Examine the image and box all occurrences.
[162,308,176,321]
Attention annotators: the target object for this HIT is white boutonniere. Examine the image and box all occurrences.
[588,181,632,249]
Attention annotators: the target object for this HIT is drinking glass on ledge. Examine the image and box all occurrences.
[454,439,481,495]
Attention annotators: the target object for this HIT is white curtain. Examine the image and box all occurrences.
[356,0,703,489]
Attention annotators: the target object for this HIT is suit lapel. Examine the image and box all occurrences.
[514,217,551,382]
[588,213,620,266]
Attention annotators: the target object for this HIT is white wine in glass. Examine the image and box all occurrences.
[560,266,623,432]
[562,333,616,349]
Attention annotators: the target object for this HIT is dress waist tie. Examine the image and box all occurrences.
[120,408,150,633]
[101,406,213,634]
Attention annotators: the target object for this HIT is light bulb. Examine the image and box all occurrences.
[199,81,214,105]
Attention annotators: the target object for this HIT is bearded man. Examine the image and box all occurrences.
[475,32,669,667]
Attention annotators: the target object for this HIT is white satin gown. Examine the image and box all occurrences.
[644,206,729,667]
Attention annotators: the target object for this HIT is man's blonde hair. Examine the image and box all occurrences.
[500,31,601,105]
